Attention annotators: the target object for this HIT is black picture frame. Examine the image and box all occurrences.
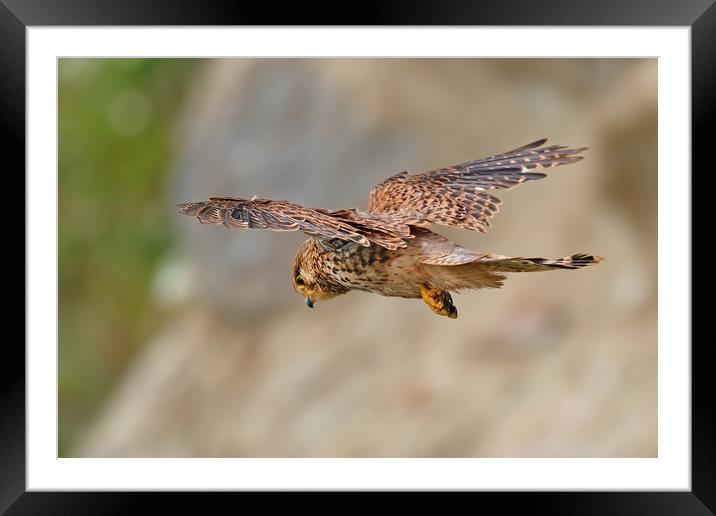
[6,0,713,513]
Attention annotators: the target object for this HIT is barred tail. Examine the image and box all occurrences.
[422,252,603,292]
[523,253,604,270]
[480,253,604,273]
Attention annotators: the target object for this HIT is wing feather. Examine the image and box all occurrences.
[368,139,587,232]
[177,197,412,250]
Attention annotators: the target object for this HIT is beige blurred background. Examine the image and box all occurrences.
[59,58,657,457]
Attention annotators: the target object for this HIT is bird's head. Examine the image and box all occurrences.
[292,239,347,309]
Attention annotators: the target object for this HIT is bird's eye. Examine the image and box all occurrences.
[295,276,305,288]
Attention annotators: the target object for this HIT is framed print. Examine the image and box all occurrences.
[7,0,713,512]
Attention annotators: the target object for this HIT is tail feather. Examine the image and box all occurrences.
[422,252,603,292]
[421,237,603,292]
[480,253,604,272]
[522,253,604,270]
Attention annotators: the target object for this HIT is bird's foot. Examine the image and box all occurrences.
[420,285,458,319]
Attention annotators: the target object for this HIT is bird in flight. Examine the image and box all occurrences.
[177,139,603,319]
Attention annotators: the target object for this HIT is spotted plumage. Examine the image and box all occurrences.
[177,139,603,318]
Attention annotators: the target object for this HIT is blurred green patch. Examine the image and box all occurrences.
[58,59,199,455]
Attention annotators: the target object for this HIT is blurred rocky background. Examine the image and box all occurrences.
[59,58,657,457]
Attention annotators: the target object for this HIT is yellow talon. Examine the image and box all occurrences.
[420,285,458,319]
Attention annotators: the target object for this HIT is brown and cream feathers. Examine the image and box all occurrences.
[177,139,603,318]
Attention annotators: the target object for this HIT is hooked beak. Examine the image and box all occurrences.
[305,296,314,309]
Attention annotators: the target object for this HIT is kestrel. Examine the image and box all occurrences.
[177,139,603,319]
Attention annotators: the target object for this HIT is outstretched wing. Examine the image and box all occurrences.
[368,139,587,232]
[177,197,412,250]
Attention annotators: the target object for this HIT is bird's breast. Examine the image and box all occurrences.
[322,243,424,298]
